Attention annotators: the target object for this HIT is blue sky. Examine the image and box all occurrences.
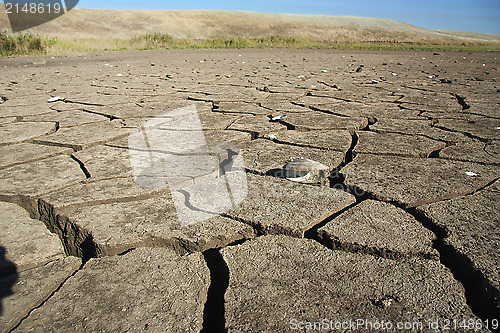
[75,0,499,34]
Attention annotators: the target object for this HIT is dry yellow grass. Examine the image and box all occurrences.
[1,7,499,54]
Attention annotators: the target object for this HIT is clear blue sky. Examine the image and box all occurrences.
[75,0,499,34]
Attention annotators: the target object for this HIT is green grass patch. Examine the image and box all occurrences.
[2,31,499,56]
[0,31,56,56]
[127,33,500,52]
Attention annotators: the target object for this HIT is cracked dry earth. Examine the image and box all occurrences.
[0,49,498,332]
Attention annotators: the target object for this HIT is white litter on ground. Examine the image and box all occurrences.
[47,96,64,103]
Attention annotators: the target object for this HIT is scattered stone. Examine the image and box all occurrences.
[0,202,65,275]
[222,235,477,332]
[342,154,498,208]
[271,114,286,121]
[226,173,355,237]
[318,200,438,259]
[14,248,209,332]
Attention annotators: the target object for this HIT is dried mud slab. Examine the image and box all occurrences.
[318,200,438,259]
[39,177,165,209]
[396,92,460,112]
[52,195,254,256]
[198,111,241,130]
[72,144,132,180]
[311,102,420,120]
[0,142,72,170]
[222,235,478,332]
[282,112,368,131]
[203,130,251,144]
[355,131,446,157]
[14,248,209,333]
[265,129,352,153]
[226,173,355,237]
[436,117,500,141]
[440,139,499,165]
[0,155,86,198]
[218,102,271,115]
[0,202,65,275]
[227,115,287,136]
[33,120,131,151]
[370,118,467,142]
[22,110,108,128]
[0,121,57,146]
[0,256,81,333]
[417,180,500,316]
[260,100,311,113]
[342,154,498,208]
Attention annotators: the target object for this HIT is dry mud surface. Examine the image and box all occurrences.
[0,49,499,332]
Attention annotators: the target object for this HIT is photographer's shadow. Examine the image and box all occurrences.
[0,246,18,316]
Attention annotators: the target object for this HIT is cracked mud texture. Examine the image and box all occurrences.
[318,200,438,259]
[417,179,500,317]
[226,173,355,237]
[222,235,480,332]
[0,49,499,331]
[0,202,65,274]
[14,248,209,333]
[0,257,81,333]
[343,154,498,207]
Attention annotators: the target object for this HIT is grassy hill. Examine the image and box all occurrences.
[1,8,499,55]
